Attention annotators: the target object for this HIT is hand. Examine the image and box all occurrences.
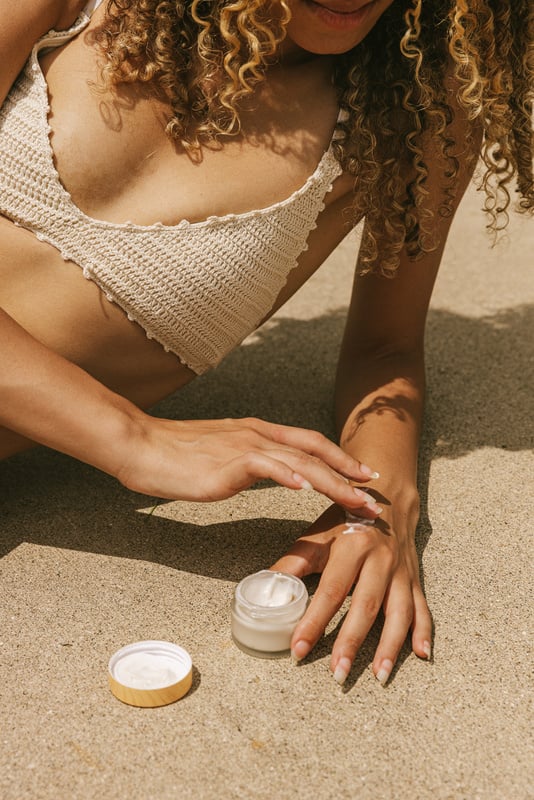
[116,415,383,510]
[270,501,432,685]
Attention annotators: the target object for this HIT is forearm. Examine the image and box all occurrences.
[0,308,383,507]
[335,348,425,529]
[276,347,432,678]
[0,308,141,475]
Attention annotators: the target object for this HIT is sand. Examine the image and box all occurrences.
[0,179,532,800]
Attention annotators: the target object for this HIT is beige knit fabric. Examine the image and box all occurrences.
[0,15,343,374]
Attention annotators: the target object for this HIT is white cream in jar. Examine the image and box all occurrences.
[231,570,308,657]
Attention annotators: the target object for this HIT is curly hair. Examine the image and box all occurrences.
[90,0,533,275]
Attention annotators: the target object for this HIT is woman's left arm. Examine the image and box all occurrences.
[272,111,482,685]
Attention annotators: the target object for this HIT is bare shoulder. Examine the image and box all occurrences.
[0,0,87,107]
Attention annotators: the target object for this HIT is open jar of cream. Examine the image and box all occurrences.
[231,570,309,658]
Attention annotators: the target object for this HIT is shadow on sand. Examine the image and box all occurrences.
[1,300,532,686]
[1,302,532,565]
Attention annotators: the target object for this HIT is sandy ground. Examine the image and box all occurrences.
[1,179,532,800]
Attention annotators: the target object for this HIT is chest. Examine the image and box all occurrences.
[39,35,354,230]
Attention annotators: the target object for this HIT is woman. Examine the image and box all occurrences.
[0,0,531,686]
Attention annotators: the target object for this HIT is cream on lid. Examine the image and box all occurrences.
[109,641,192,692]
[113,652,183,690]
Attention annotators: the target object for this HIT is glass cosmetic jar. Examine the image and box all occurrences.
[231,570,309,658]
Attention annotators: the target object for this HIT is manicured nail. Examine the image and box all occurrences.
[360,464,380,479]
[352,486,376,506]
[375,659,393,685]
[333,657,352,685]
[291,640,310,662]
[365,502,383,515]
[422,640,432,659]
[353,488,382,511]
[293,473,314,490]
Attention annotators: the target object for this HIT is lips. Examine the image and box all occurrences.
[309,0,373,14]
[303,0,377,31]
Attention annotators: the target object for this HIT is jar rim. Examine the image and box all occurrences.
[234,570,308,617]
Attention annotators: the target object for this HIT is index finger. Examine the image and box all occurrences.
[289,537,366,662]
[261,421,380,484]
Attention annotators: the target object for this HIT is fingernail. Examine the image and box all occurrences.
[375,659,393,685]
[353,488,382,512]
[291,640,310,662]
[333,656,352,685]
[360,464,380,479]
[293,473,314,490]
[355,490,376,504]
[366,502,383,514]
[422,640,432,659]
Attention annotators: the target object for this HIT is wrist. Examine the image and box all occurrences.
[350,477,420,538]
[87,393,149,481]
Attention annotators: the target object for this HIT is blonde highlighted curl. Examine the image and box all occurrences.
[91,0,533,275]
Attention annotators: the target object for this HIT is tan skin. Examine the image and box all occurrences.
[0,0,481,684]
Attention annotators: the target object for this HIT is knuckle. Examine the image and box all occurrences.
[393,600,415,629]
[319,579,349,609]
[297,613,325,641]
[357,593,382,620]
[240,417,264,435]
[383,548,398,571]
[340,633,364,656]
[240,450,263,470]
[293,452,321,470]
[376,543,397,572]
[306,428,327,447]
[355,529,378,549]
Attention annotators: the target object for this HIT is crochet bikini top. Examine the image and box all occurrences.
[0,11,343,374]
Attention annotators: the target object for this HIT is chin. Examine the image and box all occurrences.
[285,0,391,55]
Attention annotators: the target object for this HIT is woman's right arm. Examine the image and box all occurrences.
[0,307,383,510]
[0,0,87,106]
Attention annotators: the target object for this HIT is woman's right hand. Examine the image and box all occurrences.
[115,413,383,513]
[0,309,380,513]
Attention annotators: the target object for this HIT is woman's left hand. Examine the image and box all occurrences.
[270,502,432,685]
